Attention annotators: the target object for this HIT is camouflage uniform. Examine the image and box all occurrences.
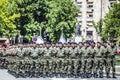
[107,43,117,78]
[94,43,104,78]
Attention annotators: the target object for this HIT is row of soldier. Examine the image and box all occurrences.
[0,41,117,78]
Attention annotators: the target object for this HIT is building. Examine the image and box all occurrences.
[74,0,118,42]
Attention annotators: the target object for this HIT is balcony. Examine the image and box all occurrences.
[75,0,82,4]
[87,23,93,27]
[87,21,93,23]
[86,0,93,4]
[87,18,93,22]
[87,8,94,12]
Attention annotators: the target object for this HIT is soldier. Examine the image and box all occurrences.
[34,60,40,78]
[107,41,117,78]
[30,60,36,77]
[37,59,43,77]
[56,58,62,77]
[24,57,31,77]
[38,44,44,57]
[15,60,22,78]
[81,42,90,77]
[67,58,73,78]
[102,41,110,78]
[42,59,48,77]
[74,42,83,75]
[8,59,16,74]
[30,45,39,59]
[62,58,69,77]
[50,43,57,58]
[94,42,105,78]
[39,58,44,76]
[63,43,71,58]
[51,58,57,76]
[83,42,93,78]
[57,43,64,58]
[87,42,96,77]
[16,45,25,58]
[70,42,77,58]
[25,44,32,56]
[44,43,51,58]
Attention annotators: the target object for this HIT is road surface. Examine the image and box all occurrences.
[0,69,119,80]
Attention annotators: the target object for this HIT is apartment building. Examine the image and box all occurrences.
[74,0,118,42]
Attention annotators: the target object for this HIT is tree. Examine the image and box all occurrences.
[93,19,103,41]
[102,2,120,42]
[0,0,20,37]
[15,0,79,42]
[15,0,49,42]
[45,0,79,42]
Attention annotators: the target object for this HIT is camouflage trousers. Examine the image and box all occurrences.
[86,57,94,73]
[106,56,116,75]
[93,57,104,74]
[74,59,83,74]
[83,58,88,73]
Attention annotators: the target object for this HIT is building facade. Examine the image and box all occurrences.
[74,0,118,42]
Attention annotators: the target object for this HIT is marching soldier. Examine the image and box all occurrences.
[30,45,39,59]
[94,42,104,78]
[102,41,111,78]
[81,42,90,77]
[87,42,96,77]
[74,42,83,74]
[107,41,117,78]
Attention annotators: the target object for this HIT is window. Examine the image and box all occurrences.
[87,13,93,18]
[87,31,93,36]
[75,0,82,4]
[78,13,82,17]
[78,5,82,8]
[89,14,93,18]
[87,5,93,8]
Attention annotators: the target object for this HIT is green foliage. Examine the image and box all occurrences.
[93,19,103,35]
[102,2,120,42]
[46,0,79,42]
[0,0,20,37]
[16,0,79,42]
[15,0,49,42]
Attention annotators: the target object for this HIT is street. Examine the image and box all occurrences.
[0,69,119,80]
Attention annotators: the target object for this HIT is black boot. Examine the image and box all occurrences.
[93,73,98,78]
[113,73,117,78]
[106,73,111,78]
[99,73,103,78]
[87,73,92,78]
[86,73,90,78]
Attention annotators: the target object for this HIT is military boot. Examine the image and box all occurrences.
[106,73,111,78]
[93,73,98,78]
[112,73,117,78]
[99,73,103,78]
[86,72,92,78]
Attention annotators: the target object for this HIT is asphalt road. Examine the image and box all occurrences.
[0,69,119,80]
